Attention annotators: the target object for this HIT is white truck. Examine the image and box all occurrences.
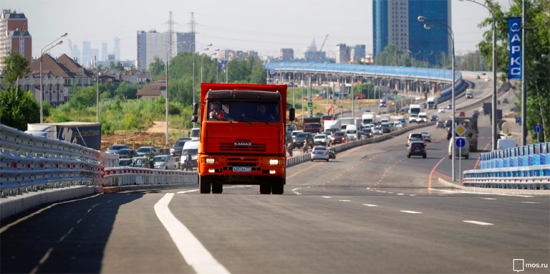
[427,97,438,109]
[409,104,423,123]
[380,115,390,124]
[465,89,474,99]
[345,124,359,141]
[362,113,377,126]
[417,112,428,123]
[323,120,341,133]
[338,117,355,130]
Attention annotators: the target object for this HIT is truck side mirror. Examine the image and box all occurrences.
[289,108,295,122]
[191,115,198,123]
[192,103,199,116]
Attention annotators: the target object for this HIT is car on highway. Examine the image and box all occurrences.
[311,146,330,162]
[136,146,159,157]
[502,98,509,103]
[430,115,439,121]
[372,127,382,135]
[154,155,178,170]
[364,109,371,112]
[407,141,427,158]
[130,157,149,168]
[445,119,453,128]
[294,133,314,149]
[170,138,191,157]
[481,72,486,75]
[449,137,469,159]
[314,134,331,146]
[394,121,403,129]
[381,123,391,133]
[472,110,480,117]
[331,131,348,144]
[106,144,130,154]
[447,104,453,109]
[322,131,333,138]
[421,132,431,142]
[436,121,445,129]
[116,148,137,159]
[476,75,480,79]
[407,133,424,145]
[364,123,375,130]
[119,158,133,167]
[458,112,465,117]
[362,128,373,138]
[485,77,491,82]
[291,130,304,139]
[438,107,446,113]
[180,141,199,168]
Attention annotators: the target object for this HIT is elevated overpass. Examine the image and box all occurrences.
[265,62,463,97]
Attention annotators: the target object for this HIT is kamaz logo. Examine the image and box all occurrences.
[234,142,252,146]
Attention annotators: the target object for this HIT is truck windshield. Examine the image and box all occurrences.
[207,101,280,122]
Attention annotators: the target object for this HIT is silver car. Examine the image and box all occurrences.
[154,155,178,170]
[311,146,330,162]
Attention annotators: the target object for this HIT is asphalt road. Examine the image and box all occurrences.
[2,113,549,274]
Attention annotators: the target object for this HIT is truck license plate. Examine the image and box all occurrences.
[233,167,252,172]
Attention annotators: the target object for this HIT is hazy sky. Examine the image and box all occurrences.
[3,0,510,61]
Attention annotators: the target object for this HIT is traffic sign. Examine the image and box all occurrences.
[516,117,521,124]
[534,124,542,133]
[307,101,313,108]
[456,138,466,148]
[455,124,467,137]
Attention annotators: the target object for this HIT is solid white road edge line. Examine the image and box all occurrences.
[463,220,494,226]
[322,196,331,198]
[400,210,422,214]
[363,204,378,207]
[155,193,231,274]
[339,200,351,202]
[521,201,540,204]
[428,188,533,198]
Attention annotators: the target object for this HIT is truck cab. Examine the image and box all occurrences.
[194,84,294,195]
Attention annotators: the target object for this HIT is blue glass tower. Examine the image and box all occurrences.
[373,0,451,66]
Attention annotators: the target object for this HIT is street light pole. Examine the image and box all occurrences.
[40,33,67,123]
[96,72,100,123]
[459,0,498,150]
[419,16,457,181]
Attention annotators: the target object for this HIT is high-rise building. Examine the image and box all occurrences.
[336,44,347,63]
[350,45,366,62]
[279,48,294,61]
[0,9,32,72]
[113,37,120,61]
[373,0,451,65]
[136,30,194,70]
[102,42,108,61]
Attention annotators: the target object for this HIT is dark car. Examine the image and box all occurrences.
[330,131,348,144]
[430,115,439,121]
[445,119,453,128]
[436,121,445,128]
[293,133,314,149]
[119,158,133,166]
[116,149,137,159]
[106,144,130,154]
[407,141,427,158]
[502,98,509,104]
[472,110,480,117]
[170,138,191,157]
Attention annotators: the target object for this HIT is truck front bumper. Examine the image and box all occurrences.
[198,155,286,179]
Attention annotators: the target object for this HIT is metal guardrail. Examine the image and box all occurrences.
[265,62,462,81]
[0,124,105,197]
[103,167,197,186]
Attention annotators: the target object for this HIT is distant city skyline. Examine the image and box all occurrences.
[3,0,510,63]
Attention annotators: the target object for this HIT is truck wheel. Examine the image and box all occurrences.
[272,178,284,195]
[199,175,211,194]
[465,154,469,159]
[212,182,223,194]
[423,154,427,158]
[259,182,272,194]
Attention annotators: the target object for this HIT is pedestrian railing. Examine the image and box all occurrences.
[103,167,197,186]
[463,143,550,189]
[0,124,105,197]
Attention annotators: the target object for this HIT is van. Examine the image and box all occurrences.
[497,139,515,150]
[448,138,469,159]
[180,141,200,168]
[190,127,200,141]
[345,125,358,140]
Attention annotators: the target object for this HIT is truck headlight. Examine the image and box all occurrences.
[205,158,215,164]
[269,159,280,165]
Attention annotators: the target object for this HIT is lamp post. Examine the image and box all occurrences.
[40,33,67,123]
[459,0,498,150]
[419,16,457,181]
[96,71,101,123]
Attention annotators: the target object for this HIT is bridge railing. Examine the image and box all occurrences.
[462,143,550,189]
[0,124,104,197]
[103,167,197,186]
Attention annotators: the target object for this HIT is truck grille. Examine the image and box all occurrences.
[219,141,266,152]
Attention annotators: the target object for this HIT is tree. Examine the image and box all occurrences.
[148,57,165,77]
[116,61,124,71]
[1,51,31,86]
[0,88,40,130]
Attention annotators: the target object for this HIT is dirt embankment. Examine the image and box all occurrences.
[101,122,188,152]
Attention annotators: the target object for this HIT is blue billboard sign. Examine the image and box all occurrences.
[507,17,522,79]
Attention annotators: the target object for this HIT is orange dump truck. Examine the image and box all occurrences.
[192,83,295,194]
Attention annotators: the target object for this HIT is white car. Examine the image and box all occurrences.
[154,155,178,170]
[372,127,382,135]
[420,132,431,143]
[311,146,330,162]
[485,77,491,82]
[314,134,331,146]
[438,108,446,113]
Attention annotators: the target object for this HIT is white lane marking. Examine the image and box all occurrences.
[339,200,351,202]
[521,201,540,204]
[397,193,404,196]
[428,188,533,198]
[154,193,230,274]
[177,189,200,194]
[363,204,378,207]
[409,194,416,197]
[177,186,251,194]
[400,210,422,214]
[291,187,303,195]
[388,192,394,194]
[463,220,494,226]
[482,198,496,200]
[322,196,331,199]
